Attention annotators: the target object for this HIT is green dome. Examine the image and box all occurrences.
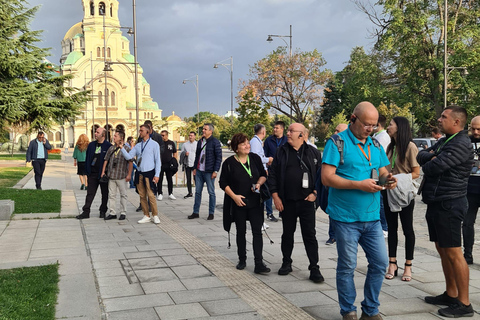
[64,51,84,65]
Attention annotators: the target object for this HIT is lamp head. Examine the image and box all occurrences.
[213,64,218,69]
[182,80,186,84]
[103,63,114,72]
[267,35,273,42]
[127,28,134,36]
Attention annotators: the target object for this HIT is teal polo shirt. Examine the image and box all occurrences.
[322,126,390,223]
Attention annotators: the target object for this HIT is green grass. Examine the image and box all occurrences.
[0,154,61,160]
[0,189,61,213]
[0,167,32,188]
[0,264,59,320]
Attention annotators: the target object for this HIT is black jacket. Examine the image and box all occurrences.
[193,135,222,173]
[85,140,112,178]
[268,142,322,200]
[417,130,474,203]
[468,136,480,195]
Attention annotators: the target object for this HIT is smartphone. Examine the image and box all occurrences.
[252,184,260,193]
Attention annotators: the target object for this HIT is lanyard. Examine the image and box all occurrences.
[276,137,283,147]
[141,138,150,155]
[114,147,120,157]
[436,132,458,153]
[235,155,252,178]
[95,145,101,154]
[201,138,207,151]
[391,146,397,169]
[357,144,371,166]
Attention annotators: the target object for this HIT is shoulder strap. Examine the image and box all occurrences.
[371,137,382,150]
[330,134,345,165]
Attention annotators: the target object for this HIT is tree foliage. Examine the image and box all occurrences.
[0,0,87,133]
[242,47,332,124]
[233,90,271,138]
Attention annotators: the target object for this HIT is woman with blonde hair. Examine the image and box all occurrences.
[73,134,89,190]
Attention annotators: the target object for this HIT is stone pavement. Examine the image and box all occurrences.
[1,153,480,319]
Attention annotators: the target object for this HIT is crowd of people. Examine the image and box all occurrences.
[27,101,479,320]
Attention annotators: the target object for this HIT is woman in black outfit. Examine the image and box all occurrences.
[219,133,270,274]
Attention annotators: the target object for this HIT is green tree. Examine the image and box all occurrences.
[233,90,271,138]
[327,110,349,137]
[0,0,87,133]
[242,47,332,123]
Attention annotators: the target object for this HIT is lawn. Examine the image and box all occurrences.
[0,167,32,188]
[0,264,59,320]
[0,154,61,160]
[0,189,61,213]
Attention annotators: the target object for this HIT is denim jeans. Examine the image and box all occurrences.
[333,219,388,317]
[379,193,388,232]
[193,170,216,215]
[264,197,273,215]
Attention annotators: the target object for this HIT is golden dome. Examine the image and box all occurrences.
[63,22,83,40]
[166,111,182,122]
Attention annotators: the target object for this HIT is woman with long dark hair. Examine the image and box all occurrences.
[384,116,420,282]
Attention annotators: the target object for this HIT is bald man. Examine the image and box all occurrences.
[463,115,480,265]
[334,123,348,134]
[269,123,324,283]
[322,102,397,320]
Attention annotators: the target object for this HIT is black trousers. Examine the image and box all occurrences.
[281,199,319,269]
[383,191,416,260]
[234,204,264,265]
[32,159,46,189]
[82,174,108,216]
[185,166,194,194]
[159,167,173,195]
[463,193,480,257]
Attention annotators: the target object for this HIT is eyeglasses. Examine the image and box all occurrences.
[356,117,378,131]
[287,129,303,134]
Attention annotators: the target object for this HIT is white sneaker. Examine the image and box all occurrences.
[383,230,388,238]
[138,216,151,224]
[262,222,269,231]
[157,194,163,201]
[152,216,160,224]
[168,194,176,200]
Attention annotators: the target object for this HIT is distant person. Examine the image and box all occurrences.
[304,128,316,147]
[26,131,52,190]
[158,130,177,200]
[419,106,474,318]
[181,131,198,198]
[76,127,112,219]
[334,123,348,134]
[73,134,89,190]
[125,136,136,189]
[220,133,270,274]
[269,123,324,283]
[431,127,443,141]
[188,123,222,220]
[101,130,133,221]
[263,120,288,222]
[121,125,161,224]
[463,115,480,264]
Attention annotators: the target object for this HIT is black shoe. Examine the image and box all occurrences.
[99,212,106,219]
[135,205,142,212]
[119,215,126,221]
[438,303,474,318]
[188,213,199,219]
[425,291,460,306]
[207,214,214,220]
[236,261,246,270]
[184,193,193,199]
[104,214,117,220]
[267,214,278,222]
[76,213,89,220]
[309,266,325,283]
[278,262,292,275]
[254,263,271,274]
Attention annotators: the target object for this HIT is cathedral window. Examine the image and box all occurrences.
[99,2,106,16]
[129,112,132,120]
[98,91,103,106]
[102,47,105,58]
[90,2,94,16]
[97,47,101,58]
[144,112,146,119]
[107,47,111,58]
[111,91,116,106]
[110,4,113,17]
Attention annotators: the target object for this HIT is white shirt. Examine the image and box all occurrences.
[181,140,198,168]
[250,135,269,170]
[373,129,391,152]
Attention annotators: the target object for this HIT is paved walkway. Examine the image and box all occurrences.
[1,154,480,319]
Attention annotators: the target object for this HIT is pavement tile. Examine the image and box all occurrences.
[134,268,178,282]
[97,275,131,287]
[181,276,226,290]
[153,303,209,320]
[171,264,212,279]
[141,279,186,294]
[169,287,238,304]
[95,267,125,278]
[162,254,199,267]
[200,298,254,316]
[124,250,159,259]
[99,283,144,299]
[284,291,337,308]
[107,308,160,320]
[103,293,174,312]
[128,257,167,270]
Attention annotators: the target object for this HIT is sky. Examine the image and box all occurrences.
[27,0,377,120]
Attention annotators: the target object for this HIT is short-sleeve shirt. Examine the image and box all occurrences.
[322,126,390,222]
[161,140,176,166]
[386,141,419,175]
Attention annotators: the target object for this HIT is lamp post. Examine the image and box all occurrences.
[267,24,292,57]
[132,0,139,137]
[213,57,234,120]
[182,75,200,128]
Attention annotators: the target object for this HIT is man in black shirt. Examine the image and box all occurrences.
[268,123,324,283]
[158,130,177,200]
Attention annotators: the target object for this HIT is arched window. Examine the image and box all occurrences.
[96,47,101,58]
[122,42,124,50]
[90,2,94,15]
[107,47,111,58]
[55,132,62,141]
[99,2,106,16]
[47,132,54,141]
[98,91,103,106]
[151,112,153,119]
[110,4,113,17]
[129,112,132,120]
[101,47,104,58]
[111,91,115,106]
[105,89,109,106]
[69,42,73,52]
[144,112,146,119]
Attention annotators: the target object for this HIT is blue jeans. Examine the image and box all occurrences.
[333,219,388,317]
[379,193,388,231]
[264,197,273,215]
[193,170,216,215]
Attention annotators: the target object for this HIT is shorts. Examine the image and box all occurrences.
[425,196,468,248]
[77,162,86,175]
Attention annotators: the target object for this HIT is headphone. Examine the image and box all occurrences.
[299,133,303,138]
[350,114,357,123]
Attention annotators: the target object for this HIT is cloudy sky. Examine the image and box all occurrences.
[27,0,377,119]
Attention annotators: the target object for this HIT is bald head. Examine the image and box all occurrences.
[287,123,306,149]
[471,116,480,139]
[353,101,378,119]
[351,101,379,142]
[334,123,348,134]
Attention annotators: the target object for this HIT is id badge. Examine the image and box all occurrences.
[137,157,142,167]
[302,172,309,189]
[200,154,205,164]
[91,157,97,166]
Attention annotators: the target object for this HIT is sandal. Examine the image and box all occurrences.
[402,263,412,281]
[385,260,398,280]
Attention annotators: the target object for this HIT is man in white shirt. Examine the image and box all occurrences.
[372,114,391,152]
[181,131,198,198]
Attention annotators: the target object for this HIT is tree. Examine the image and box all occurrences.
[0,0,86,133]
[241,47,332,123]
[233,90,271,138]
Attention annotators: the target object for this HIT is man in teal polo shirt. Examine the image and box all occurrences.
[322,102,397,320]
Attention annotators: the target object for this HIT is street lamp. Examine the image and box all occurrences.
[267,24,293,57]
[182,75,200,127]
[213,56,234,119]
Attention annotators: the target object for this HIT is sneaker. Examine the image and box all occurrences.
[438,303,474,318]
[157,194,163,201]
[261,222,269,231]
[343,311,358,320]
[135,205,142,212]
[168,194,176,200]
[359,312,383,320]
[254,263,271,274]
[137,216,151,224]
[425,291,460,306]
[309,266,325,283]
[152,216,160,224]
[188,213,199,219]
[184,193,193,199]
[383,230,388,238]
[236,261,246,270]
[325,238,336,245]
[207,214,214,220]
[267,214,278,222]
[278,262,292,275]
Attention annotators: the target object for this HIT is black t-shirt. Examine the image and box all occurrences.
[161,140,176,165]
[91,142,102,173]
[285,144,312,201]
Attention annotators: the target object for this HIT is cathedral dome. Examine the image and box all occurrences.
[166,112,182,122]
[63,22,83,40]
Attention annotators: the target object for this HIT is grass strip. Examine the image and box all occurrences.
[0,154,61,160]
[0,189,61,213]
[0,264,59,320]
[0,167,32,188]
